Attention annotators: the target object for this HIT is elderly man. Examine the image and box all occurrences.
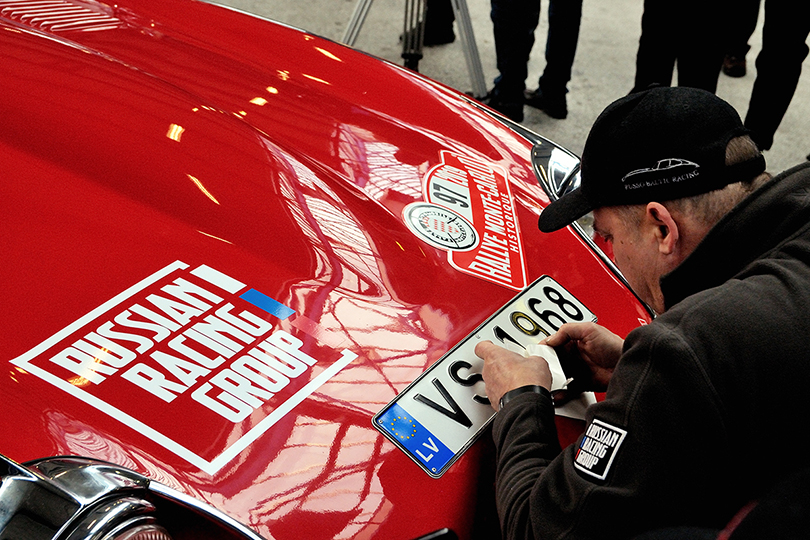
[475,86,810,539]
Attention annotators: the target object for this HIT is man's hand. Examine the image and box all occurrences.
[475,340,553,411]
[541,322,623,391]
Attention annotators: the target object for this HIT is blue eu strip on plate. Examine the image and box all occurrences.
[376,403,455,475]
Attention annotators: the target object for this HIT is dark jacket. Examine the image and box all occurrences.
[492,161,810,540]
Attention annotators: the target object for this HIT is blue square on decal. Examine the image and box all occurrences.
[240,289,295,319]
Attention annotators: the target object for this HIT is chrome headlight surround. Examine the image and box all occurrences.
[0,454,266,540]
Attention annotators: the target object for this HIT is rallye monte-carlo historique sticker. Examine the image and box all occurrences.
[403,150,527,290]
[11,261,358,475]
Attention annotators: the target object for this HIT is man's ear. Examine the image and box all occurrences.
[645,202,679,255]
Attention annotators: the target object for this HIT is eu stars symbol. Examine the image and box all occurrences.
[389,413,418,441]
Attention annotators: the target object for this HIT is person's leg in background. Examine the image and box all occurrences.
[525,0,583,119]
[486,0,541,122]
[744,0,810,150]
[424,0,456,46]
[675,0,727,93]
[631,0,677,92]
[721,0,761,77]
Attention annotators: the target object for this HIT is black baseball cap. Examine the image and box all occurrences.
[537,86,766,232]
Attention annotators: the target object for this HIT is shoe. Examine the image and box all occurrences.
[482,90,524,122]
[524,88,568,119]
[423,26,455,46]
[400,25,455,48]
[722,54,746,77]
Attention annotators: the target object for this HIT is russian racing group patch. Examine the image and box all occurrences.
[574,418,627,480]
[10,261,358,475]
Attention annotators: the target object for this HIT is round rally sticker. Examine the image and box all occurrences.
[403,202,479,251]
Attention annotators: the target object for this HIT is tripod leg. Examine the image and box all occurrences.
[451,0,487,98]
[342,0,375,46]
[402,0,426,71]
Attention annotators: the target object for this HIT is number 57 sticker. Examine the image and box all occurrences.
[373,275,597,478]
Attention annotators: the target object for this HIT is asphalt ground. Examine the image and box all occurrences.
[220,0,809,175]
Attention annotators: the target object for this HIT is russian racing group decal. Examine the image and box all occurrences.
[574,418,627,480]
[11,261,357,475]
[403,150,527,290]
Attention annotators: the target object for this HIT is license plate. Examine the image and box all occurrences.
[373,276,597,478]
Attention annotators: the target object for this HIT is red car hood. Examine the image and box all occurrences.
[0,1,650,538]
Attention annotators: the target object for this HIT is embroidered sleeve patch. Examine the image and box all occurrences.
[574,419,627,480]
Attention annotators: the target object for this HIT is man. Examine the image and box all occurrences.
[475,86,810,539]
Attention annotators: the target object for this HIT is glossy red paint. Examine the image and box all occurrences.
[0,1,651,539]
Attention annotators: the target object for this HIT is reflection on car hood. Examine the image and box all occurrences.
[0,1,650,539]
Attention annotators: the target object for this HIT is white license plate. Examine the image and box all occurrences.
[373,276,597,478]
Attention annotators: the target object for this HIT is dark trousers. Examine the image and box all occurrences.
[633,0,727,93]
[490,0,583,101]
[744,0,810,150]
[425,0,455,35]
[725,0,761,58]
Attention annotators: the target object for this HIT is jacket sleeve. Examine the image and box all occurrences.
[491,323,734,540]
[492,390,561,540]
